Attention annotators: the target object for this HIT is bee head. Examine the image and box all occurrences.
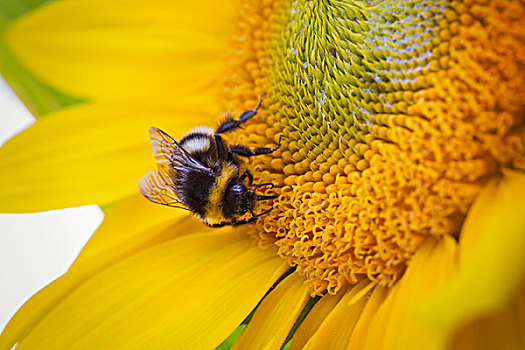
[222,181,257,219]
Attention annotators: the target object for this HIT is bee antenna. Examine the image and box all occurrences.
[251,182,274,192]
[251,207,274,219]
[251,182,277,200]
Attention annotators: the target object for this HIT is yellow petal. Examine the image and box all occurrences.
[0,96,219,212]
[364,236,458,350]
[289,286,349,350]
[346,285,389,349]
[1,229,288,349]
[4,0,235,100]
[72,193,191,267]
[450,283,525,350]
[420,169,525,343]
[299,280,375,350]
[0,194,190,348]
[232,272,309,350]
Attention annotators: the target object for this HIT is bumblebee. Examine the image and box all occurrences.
[139,96,280,227]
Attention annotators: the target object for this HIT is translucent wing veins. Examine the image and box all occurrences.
[139,170,188,210]
[139,127,213,210]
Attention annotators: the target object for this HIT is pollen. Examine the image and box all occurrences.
[221,0,525,295]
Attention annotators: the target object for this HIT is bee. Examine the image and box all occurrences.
[139,96,281,227]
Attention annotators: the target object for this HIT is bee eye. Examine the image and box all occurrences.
[232,184,243,193]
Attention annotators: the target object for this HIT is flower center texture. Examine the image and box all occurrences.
[220,0,525,295]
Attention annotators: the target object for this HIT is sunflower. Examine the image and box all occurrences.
[1,0,525,349]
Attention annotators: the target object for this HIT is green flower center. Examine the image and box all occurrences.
[221,0,525,295]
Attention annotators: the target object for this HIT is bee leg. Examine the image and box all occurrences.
[239,169,254,186]
[238,93,263,123]
[207,221,230,228]
[232,207,274,226]
[231,217,256,226]
[214,134,229,160]
[216,94,263,134]
[230,135,282,158]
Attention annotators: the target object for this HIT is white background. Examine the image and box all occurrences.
[0,78,104,333]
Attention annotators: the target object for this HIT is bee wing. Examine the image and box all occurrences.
[142,127,213,210]
[139,170,189,210]
[148,127,213,176]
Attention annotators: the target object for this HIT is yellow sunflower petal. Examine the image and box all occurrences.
[289,286,349,350]
[0,96,218,213]
[363,236,458,350]
[232,272,309,350]
[72,193,190,267]
[1,229,287,350]
[450,283,525,350]
[4,0,235,100]
[420,169,525,343]
[0,194,190,348]
[299,280,375,350]
[346,285,389,349]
